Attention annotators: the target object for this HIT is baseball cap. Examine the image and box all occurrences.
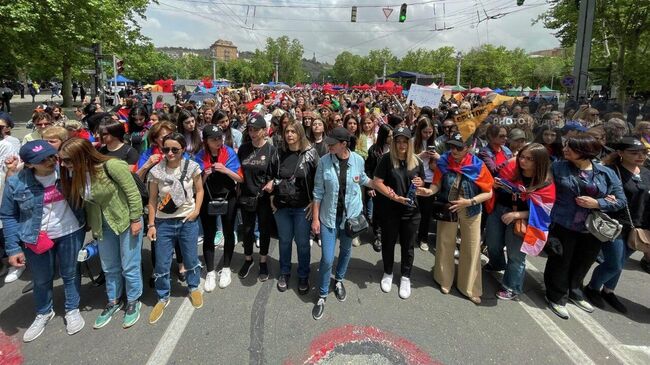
[393,126,412,139]
[446,132,473,148]
[19,140,58,165]
[202,125,223,140]
[562,121,587,133]
[509,128,527,141]
[247,114,267,129]
[324,127,351,145]
[614,136,647,151]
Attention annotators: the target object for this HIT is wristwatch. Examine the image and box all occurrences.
[147,224,156,229]
[470,198,477,206]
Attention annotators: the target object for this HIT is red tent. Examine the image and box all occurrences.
[376,80,402,95]
[155,79,175,93]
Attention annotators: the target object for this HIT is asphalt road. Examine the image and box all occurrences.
[0,95,649,365]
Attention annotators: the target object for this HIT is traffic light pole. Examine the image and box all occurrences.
[571,0,595,100]
[92,42,105,109]
[113,54,119,105]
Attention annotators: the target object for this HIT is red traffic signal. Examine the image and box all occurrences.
[116,59,124,74]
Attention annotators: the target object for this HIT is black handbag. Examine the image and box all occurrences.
[205,185,229,216]
[431,200,458,222]
[238,194,259,212]
[345,214,369,238]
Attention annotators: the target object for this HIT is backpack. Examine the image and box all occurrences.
[103,163,149,210]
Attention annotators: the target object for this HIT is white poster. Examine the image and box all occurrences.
[406,84,443,108]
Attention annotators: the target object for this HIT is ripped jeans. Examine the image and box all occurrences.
[154,217,201,300]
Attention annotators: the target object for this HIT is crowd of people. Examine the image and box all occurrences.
[0,86,648,343]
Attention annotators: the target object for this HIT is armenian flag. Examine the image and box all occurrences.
[197,145,243,178]
[434,152,494,193]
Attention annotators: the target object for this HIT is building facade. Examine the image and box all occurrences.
[210,40,238,62]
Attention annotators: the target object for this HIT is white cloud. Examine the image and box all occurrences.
[142,0,560,62]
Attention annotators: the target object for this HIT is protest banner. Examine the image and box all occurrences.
[452,94,524,139]
[405,84,443,108]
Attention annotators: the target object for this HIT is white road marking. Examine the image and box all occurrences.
[145,286,203,365]
[526,262,648,365]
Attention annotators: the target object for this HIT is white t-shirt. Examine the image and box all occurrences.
[151,161,201,219]
[34,172,82,239]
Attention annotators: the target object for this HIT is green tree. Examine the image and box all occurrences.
[257,36,306,84]
[538,0,650,103]
[331,51,364,84]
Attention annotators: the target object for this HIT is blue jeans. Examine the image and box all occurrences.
[318,216,353,297]
[97,217,143,303]
[588,233,633,291]
[485,204,527,294]
[154,218,201,300]
[24,229,84,315]
[274,207,311,279]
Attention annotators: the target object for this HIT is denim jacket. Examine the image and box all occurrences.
[550,160,627,232]
[313,151,370,229]
[478,145,513,176]
[438,173,482,217]
[0,168,86,256]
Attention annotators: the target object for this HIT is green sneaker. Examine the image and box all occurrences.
[93,301,123,329]
[123,301,141,329]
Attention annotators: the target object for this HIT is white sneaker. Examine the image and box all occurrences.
[380,273,393,293]
[255,238,260,248]
[23,310,55,342]
[197,236,204,246]
[399,277,411,299]
[352,238,360,247]
[5,266,25,283]
[219,269,232,289]
[64,309,85,335]
[309,239,314,247]
[204,271,217,292]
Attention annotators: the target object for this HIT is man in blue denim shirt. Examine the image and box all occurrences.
[311,127,375,320]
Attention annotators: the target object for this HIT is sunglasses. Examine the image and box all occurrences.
[162,147,182,154]
[36,122,52,127]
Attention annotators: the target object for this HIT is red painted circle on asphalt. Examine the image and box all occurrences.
[0,331,23,365]
[286,325,440,364]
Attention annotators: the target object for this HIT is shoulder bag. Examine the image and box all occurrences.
[615,166,650,252]
[431,173,461,222]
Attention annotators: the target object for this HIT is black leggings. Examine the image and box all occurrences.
[201,195,237,272]
[241,196,273,257]
[379,214,420,277]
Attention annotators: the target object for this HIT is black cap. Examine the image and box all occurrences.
[324,127,351,145]
[247,114,266,129]
[614,136,647,151]
[446,132,473,147]
[393,126,412,139]
[202,125,223,140]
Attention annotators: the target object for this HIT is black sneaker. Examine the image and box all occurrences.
[334,281,347,302]
[583,286,605,309]
[372,238,382,253]
[601,290,628,314]
[277,274,289,292]
[238,259,254,279]
[258,262,269,282]
[312,298,326,320]
[298,277,310,295]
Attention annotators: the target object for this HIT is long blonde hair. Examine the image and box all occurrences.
[59,137,112,208]
[389,135,419,170]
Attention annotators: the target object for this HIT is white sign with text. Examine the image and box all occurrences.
[406,84,443,108]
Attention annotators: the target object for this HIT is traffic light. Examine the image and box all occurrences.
[351,6,357,22]
[399,3,407,22]
[517,0,525,5]
[116,58,124,74]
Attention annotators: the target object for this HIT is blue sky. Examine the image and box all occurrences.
[141,0,560,63]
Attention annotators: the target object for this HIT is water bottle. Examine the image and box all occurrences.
[77,241,99,262]
[407,183,417,207]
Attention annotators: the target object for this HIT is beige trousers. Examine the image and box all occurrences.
[433,208,482,298]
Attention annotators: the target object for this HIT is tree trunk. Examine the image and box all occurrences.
[615,42,626,105]
[62,60,73,107]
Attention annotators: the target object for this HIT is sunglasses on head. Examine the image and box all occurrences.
[162,147,182,154]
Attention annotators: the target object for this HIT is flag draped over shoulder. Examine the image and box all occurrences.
[434,152,494,193]
[494,160,556,256]
[198,145,243,178]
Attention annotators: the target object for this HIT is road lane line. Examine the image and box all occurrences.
[145,288,203,365]
[526,262,646,365]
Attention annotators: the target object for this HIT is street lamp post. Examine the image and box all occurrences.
[455,51,462,86]
[274,59,279,83]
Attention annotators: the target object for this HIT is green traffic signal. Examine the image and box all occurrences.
[399,3,407,22]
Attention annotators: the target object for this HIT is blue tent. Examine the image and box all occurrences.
[107,75,134,83]
[493,88,504,94]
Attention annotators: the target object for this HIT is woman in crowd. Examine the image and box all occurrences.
[213,110,242,151]
[485,143,556,300]
[136,120,177,178]
[357,115,376,160]
[413,117,439,251]
[125,106,150,153]
[195,125,243,290]
[432,132,494,305]
[50,104,68,126]
[177,109,202,157]
[98,118,140,167]
[364,124,393,252]
[543,133,626,320]
[41,126,69,151]
[372,127,429,299]
[311,127,376,319]
[23,111,53,144]
[1,141,86,342]
[146,132,204,324]
[58,138,144,329]
[533,125,563,162]
[309,116,328,157]
[633,121,650,149]
[272,121,319,295]
[343,113,360,153]
[584,137,650,313]
[237,115,277,284]
[478,124,513,176]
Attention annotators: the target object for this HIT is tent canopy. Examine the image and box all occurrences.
[107,75,134,83]
[493,88,504,94]
[539,86,556,92]
[450,84,467,91]
[385,71,436,79]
